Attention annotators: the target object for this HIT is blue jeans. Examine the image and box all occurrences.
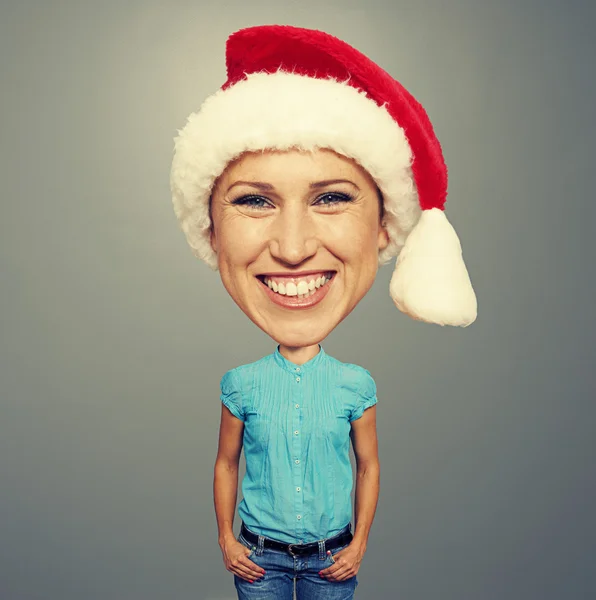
[234,525,358,599]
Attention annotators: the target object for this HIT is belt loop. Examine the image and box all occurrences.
[257,534,265,556]
[318,539,326,561]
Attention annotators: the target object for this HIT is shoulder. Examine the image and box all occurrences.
[328,359,377,422]
[220,353,275,387]
[220,354,274,420]
[323,355,377,420]
[326,354,376,391]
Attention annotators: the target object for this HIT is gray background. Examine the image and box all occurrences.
[1,0,594,599]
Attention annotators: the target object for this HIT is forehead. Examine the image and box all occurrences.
[216,149,375,188]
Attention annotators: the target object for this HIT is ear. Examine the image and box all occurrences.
[377,221,389,251]
[210,227,217,253]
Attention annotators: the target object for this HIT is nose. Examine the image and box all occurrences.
[268,207,318,266]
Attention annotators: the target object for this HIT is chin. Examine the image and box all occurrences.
[264,320,338,349]
[272,333,323,349]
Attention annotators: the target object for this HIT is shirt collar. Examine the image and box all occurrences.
[273,345,326,374]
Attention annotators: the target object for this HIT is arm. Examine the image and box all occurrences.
[213,404,244,545]
[320,405,379,581]
[213,405,264,582]
[350,404,380,551]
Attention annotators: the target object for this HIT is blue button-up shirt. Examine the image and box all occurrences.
[220,346,377,544]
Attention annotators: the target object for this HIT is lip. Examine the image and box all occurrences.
[257,273,335,309]
[258,269,335,279]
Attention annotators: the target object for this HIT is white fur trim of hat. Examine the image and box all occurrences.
[170,25,477,327]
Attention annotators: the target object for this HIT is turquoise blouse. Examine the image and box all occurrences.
[220,346,377,544]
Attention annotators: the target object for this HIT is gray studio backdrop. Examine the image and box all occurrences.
[1,1,594,599]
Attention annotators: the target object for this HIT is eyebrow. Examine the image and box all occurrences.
[309,179,360,190]
[227,179,360,192]
[227,181,275,192]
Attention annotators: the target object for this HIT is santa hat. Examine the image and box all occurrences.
[170,25,477,326]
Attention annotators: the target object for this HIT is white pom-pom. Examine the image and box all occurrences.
[389,208,477,327]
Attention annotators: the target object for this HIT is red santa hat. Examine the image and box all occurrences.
[170,25,477,326]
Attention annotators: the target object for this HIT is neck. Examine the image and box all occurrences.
[278,343,320,365]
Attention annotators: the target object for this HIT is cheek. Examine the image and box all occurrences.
[327,217,381,262]
[215,232,255,305]
[215,219,264,268]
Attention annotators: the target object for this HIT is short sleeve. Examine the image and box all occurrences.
[220,369,245,421]
[349,369,378,422]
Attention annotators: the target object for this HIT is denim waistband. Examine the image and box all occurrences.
[240,522,352,557]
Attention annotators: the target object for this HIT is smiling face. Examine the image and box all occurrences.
[210,149,389,349]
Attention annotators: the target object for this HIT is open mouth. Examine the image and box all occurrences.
[256,271,336,307]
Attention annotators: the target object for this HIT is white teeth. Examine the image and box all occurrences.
[264,274,332,297]
[296,281,309,295]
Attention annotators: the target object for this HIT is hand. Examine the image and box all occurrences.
[220,538,265,583]
[319,542,365,582]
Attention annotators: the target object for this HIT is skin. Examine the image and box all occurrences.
[214,404,379,583]
[209,148,389,363]
[211,149,383,582]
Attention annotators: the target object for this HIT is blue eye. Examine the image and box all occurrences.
[315,192,353,206]
[232,195,271,209]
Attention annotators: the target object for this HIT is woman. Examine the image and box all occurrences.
[212,148,382,599]
[170,25,477,599]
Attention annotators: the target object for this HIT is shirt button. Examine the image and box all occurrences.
[296,487,301,492]
[295,459,300,464]
[295,367,301,372]
[297,515,302,520]
[296,377,300,382]
[294,430,299,435]
[295,404,300,409]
